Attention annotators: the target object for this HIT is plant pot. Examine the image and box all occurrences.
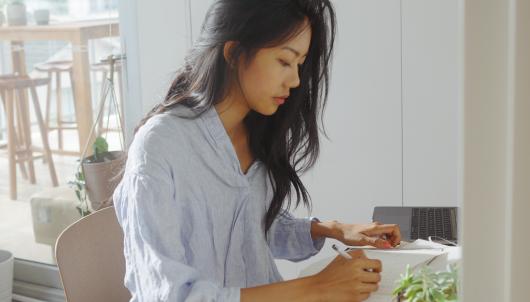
[82,150,126,211]
[6,3,27,26]
[34,9,49,25]
[0,250,14,302]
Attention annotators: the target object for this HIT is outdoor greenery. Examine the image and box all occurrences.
[393,264,459,302]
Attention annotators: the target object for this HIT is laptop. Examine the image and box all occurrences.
[372,206,458,244]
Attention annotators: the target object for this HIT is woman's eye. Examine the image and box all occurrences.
[279,59,291,67]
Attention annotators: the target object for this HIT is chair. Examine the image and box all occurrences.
[0,74,59,200]
[55,206,131,302]
[35,60,80,156]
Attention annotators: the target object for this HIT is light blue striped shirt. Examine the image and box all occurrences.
[112,105,325,301]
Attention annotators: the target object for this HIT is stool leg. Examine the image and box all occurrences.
[56,72,63,151]
[115,69,125,134]
[5,89,17,200]
[17,88,36,184]
[45,71,52,129]
[0,89,4,141]
[29,85,58,187]
[14,95,29,180]
[42,71,52,163]
[15,95,27,149]
[68,69,80,156]
[69,69,76,105]
[1,89,28,180]
[15,129,29,180]
[98,70,108,136]
[42,71,54,164]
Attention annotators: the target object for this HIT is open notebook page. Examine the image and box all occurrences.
[299,247,448,301]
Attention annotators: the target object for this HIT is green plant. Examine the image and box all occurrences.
[83,136,119,163]
[68,168,90,217]
[393,264,459,302]
[68,136,112,217]
[92,136,108,161]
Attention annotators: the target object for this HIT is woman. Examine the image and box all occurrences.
[113,0,401,301]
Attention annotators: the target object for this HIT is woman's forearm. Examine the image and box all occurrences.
[240,220,341,301]
[310,220,342,240]
[240,275,320,302]
[239,220,346,301]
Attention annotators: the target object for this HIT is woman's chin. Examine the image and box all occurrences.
[253,105,279,116]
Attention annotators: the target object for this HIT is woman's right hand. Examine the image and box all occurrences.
[310,250,382,302]
[240,250,381,302]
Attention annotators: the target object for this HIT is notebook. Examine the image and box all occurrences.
[299,240,460,301]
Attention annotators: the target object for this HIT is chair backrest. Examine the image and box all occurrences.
[55,206,131,302]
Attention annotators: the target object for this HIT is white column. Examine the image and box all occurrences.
[461,0,530,301]
[118,0,191,144]
[507,1,530,301]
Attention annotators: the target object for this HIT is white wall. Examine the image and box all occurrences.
[190,0,215,43]
[402,0,459,206]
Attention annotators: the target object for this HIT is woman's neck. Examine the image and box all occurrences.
[214,91,250,140]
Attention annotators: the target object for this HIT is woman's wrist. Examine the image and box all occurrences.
[310,220,343,241]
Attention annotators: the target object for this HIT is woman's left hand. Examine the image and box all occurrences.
[335,222,401,249]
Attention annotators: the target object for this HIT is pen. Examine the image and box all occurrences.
[332,244,352,260]
[333,244,376,272]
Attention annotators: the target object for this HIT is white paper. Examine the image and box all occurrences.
[299,240,460,301]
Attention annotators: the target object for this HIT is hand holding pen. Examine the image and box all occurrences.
[309,245,382,301]
[332,244,353,259]
[333,244,378,273]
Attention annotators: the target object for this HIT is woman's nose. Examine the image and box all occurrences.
[287,68,301,89]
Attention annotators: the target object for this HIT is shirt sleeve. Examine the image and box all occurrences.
[112,129,240,302]
[266,210,326,262]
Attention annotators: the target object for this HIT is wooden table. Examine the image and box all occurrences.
[0,19,120,155]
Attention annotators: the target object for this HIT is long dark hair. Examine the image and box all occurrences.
[133,0,336,235]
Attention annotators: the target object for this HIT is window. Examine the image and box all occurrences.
[0,1,123,299]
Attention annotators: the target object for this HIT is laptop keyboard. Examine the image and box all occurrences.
[411,208,456,241]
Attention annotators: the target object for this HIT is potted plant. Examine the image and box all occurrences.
[33,8,49,25]
[0,249,14,302]
[69,137,125,215]
[6,0,27,26]
[393,264,459,302]
[81,136,125,211]
[0,0,6,25]
[69,54,126,215]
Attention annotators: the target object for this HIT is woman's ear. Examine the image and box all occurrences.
[223,41,238,68]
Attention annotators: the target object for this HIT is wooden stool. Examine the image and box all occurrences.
[91,59,123,135]
[35,60,79,156]
[0,75,59,200]
[0,75,33,181]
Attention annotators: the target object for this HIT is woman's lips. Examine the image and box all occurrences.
[274,97,286,105]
